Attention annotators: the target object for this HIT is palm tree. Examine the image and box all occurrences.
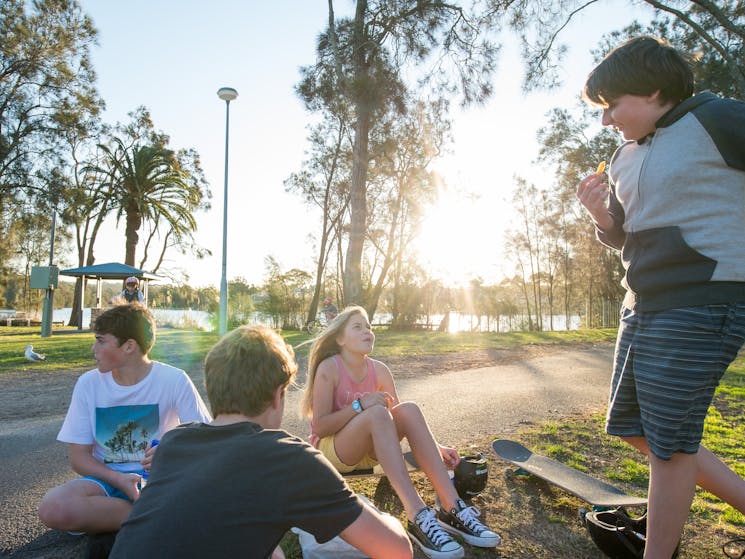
[97,137,202,267]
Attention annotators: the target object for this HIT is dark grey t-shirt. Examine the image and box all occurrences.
[110,421,362,559]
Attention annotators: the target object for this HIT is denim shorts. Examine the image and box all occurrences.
[607,303,745,460]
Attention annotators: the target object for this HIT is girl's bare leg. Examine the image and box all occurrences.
[333,405,426,520]
[391,402,461,511]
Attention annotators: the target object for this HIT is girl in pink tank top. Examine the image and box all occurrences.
[300,305,501,556]
[331,354,379,412]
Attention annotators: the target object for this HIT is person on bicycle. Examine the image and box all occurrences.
[321,297,338,323]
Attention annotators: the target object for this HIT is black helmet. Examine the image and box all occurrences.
[724,538,745,559]
[583,507,646,559]
[453,453,489,500]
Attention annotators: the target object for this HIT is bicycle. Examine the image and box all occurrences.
[305,303,339,335]
[305,316,327,335]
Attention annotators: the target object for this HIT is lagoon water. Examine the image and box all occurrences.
[54,308,212,330]
[52,308,580,333]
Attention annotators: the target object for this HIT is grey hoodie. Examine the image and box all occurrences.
[597,92,745,311]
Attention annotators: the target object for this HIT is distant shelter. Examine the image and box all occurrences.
[60,262,161,328]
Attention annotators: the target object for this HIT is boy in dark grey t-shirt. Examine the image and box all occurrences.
[110,325,412,559]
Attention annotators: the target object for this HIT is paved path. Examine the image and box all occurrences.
[0,344,613,558]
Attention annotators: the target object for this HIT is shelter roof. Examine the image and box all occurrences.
[60,262,161,281]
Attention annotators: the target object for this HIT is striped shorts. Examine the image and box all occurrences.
[607,303,745,460]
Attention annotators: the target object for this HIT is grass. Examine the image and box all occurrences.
[333,359,745,559]
[3,324,741,557]
[0,325,617,376]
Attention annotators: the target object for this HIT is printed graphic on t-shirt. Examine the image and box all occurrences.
[95,405,159,464]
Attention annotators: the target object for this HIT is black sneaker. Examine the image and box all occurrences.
[407,507,464,559]
[437,499,501,548]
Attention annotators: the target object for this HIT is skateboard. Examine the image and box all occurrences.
[492,439,647,509]
[342,450,419,478]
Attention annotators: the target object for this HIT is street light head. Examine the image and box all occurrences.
[217,87,238,102]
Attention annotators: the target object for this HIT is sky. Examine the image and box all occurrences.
[73,0,645,289]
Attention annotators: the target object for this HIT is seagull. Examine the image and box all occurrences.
[25,344,46,362]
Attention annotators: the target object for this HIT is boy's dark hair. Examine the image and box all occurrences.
[93,303,156,355]
[204,325,297,417]
[583,35,694,107]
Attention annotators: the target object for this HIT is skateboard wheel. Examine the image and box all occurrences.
[578,508,588,525]
[504,468,513,479]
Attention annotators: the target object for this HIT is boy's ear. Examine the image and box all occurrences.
[123,339,140,354]
[271,384,285,410]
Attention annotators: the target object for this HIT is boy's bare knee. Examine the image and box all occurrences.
[38,496,74,530]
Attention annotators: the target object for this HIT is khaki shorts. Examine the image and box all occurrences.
[317,435,378,473]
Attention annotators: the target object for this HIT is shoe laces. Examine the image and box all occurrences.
[456,504,487,533]
[419,508,452,547]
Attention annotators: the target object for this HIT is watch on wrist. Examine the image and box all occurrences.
[352,399,363,413]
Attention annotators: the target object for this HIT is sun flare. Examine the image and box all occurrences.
[413,183,511,287]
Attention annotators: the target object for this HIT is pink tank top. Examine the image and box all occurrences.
[309,355,378,447]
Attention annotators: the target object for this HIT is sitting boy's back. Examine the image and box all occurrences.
[109,325,412,559]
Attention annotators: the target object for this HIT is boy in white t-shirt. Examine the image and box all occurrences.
[38,303,211,539]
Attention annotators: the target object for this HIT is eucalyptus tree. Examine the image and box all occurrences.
[505,178,545,331]
[304,1,499,306]
[260,256,314,330]
[534,104,625,325]
[0,0,100,288]
[363,97,449,318]
[486,0,744,96]
[56,108,109,325]
[285,109,352,325]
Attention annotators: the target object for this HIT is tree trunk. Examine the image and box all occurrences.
[124,205,141,266]
[343,0,371,306]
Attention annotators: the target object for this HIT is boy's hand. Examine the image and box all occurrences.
[438,445,460,469]
[577,171,613,230]
[140,440,159,472]
[118,471,143,501]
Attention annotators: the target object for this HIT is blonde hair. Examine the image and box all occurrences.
[205,324,297,417]
[299,305,368,418]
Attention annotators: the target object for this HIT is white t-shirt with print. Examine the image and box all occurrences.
[57,361,211,473]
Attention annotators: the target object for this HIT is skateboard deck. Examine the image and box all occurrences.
[343,450,419,478]
[492,439,647,508]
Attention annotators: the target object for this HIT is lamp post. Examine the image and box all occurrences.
[40,209,57,337]
[217,86,238,336]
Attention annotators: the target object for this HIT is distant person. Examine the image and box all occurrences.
[577,35,745,558]
[321,296,338,322]
[120,276,144,304]
[37,304,211,546]
[301,305,500,559]
[108,324,412,559]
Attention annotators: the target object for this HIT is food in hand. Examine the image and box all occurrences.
[596,161,607,174]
